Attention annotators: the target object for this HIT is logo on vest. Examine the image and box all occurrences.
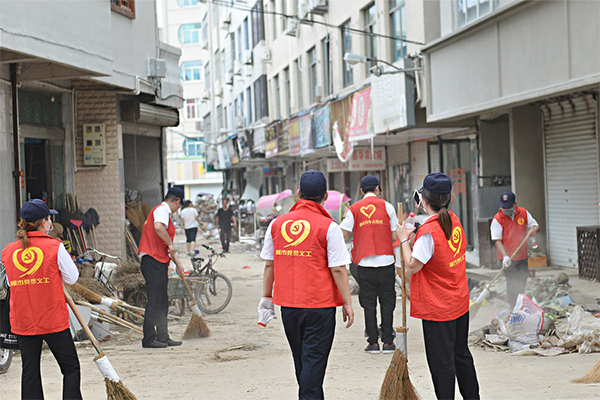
[517,217,525,225]
[360,204,376,219]
[281,220,311,248]
[447,226,463,258]
[12,247,44,278]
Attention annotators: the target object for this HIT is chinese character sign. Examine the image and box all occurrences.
[327,147,386,172]
[265,123,278,158]
[448,168,466,195]
[314,104,331,148]
[288,117,301,156]
[347,87,373,142]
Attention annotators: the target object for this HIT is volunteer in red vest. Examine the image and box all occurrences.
[138,187,184,348]
[259,169,354,400]
[490,191,539,308]
[2,199,81,399]
[397,173,479,400]
[340,175,398,354]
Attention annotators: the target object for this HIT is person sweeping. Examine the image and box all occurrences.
[1,199,82,399]
[396,173,480,400]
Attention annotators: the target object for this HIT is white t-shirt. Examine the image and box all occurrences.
[340,193,398,267]
[260,219,351,268]
[139,202,172,258]
[181,207,200,229]
[490,210,538,241]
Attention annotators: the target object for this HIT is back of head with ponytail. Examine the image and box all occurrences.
[421,189,453,240]
[16,217,45,249]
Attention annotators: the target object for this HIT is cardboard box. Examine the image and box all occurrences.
[528,256,547,269]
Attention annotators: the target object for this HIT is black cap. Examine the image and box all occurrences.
[20,199,58,223]
[300,169,327,198]
[184,200,192,207]
[360,175,380,189]
[499,191,516,207]
[166,187,184,201]
[421,172,452,194]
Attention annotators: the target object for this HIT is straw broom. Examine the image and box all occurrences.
[68,283,145,322]
[172,256,211,338]
[63,287,136,400]
[380,203,419,400]
[572,358,600,383]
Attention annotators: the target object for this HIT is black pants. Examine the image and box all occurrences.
[281,307,336,400]
[422,312,480,400]
[185,227,198,243]
[17,328,82,400]
[357,264,396,344]
[141,255,170,345]
[504,259,528,309]
[219,226,232,252]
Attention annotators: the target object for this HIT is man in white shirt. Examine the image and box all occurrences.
[340,175,398,354]
[180,200,201,255]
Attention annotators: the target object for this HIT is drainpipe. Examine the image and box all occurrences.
[10,64,21,220]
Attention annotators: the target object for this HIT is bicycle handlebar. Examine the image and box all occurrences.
[202,244,213,251]
[87,248,122,262]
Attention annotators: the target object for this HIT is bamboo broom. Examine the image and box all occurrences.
[74,300,143,334]
[572,358,600,383]
[379,203,419,400]
[63,287,137,400]
[172,256,211,339]
[69,283,145,322]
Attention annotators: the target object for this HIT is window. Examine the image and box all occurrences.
[322,36,332,97]
[217,105,223,131]
[251,1,265,47]
[246,87,253,125]
[237,26,243,61]
[204,63,211,90]
[181,61,203,81]
[214,51,221,82]
[308,47,317,104]
[271,0,277,41]
[221,49,227,82]
[204,113,212,135]
[390,0,407,61]
[230,32,236,70]
[274,74,281,119]
[456,0,499,28]
[341,21,353,87]
[281,0,287,33]
[177,0,199,6]
[202,15,208,45]
[254,75,269,120]
[111,0,135,19]
[295,58,303,109]
[224,106,229,129]
[364,4,377,73]
[179,23,202,45]
[284,67,291,116]
[186,99,201,120]
[243,17,250,50]
[184,138,204,157]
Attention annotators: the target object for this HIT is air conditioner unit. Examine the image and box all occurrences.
[243,50,253,66]
[308,0,328,15]
[221,12,231,30]
[233,59,242,75]
[261,48,271,61]
[225,72,234,85]
[214,80,223,96]
[201,40,208,50]
[201,89,211,101]
[298,1,308,20]
[196,120,204,131]
[147,58,167,78]
[235,115,246,129]
[284,18,299,37]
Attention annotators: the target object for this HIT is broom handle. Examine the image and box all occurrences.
[77,301,143,333]
[398,203,407,329]
[485,230,533,290]
[63,286,103,355]
[173,256,196,303]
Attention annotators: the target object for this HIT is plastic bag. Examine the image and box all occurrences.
[506,294,544,345]
[556,305,600,353]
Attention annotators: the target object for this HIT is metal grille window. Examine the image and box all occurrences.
[254,75,269,120]
[341,21,353,87]
[181,61,203,81]
[456,0,500,28]
[390,0,407,61]
[322,36,332,97]
[18,90,62,127]
[186,99,200,120]
[252,1,265,47]
[111,0,135,19]
[308,47,317,104]
[179,23,202,45]
[364,4,377,73]
[296,58,304,109]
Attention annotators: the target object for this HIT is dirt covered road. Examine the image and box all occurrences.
[1,237,599,399]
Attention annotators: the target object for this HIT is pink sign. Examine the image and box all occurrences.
[346,87,372,142]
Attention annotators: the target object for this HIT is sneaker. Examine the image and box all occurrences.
[382,343,396,354]
[365,343,380,353]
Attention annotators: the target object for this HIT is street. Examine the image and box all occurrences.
[1,235,599,400]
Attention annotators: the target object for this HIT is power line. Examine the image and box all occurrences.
[208,0,424,46]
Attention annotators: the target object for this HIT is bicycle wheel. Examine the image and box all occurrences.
[194,272,232,314]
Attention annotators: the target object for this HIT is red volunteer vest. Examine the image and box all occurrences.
[493,206,528,261]
[410,211,469,322]
[271,200,344,308]
[349,196,394,264]
[2,232,69,335]
[138,204,176,263]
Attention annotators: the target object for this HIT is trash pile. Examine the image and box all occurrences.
[470,273,600,356]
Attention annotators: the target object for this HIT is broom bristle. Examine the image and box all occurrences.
[572,358,600,383]
[379,349,419,400]
[105,378,137,400]
[182,314,211,339]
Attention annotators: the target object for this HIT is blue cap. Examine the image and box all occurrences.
[166,187,184,200]
[499,191,516,207]
[20,199,58,223]
[421,172,452,194]
[361,175,380,190]
[300,169,327,198]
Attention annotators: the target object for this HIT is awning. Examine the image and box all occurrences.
[257,189,293,210]
[324,190,350,211]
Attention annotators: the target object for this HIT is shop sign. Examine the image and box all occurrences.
[262,168,284,177]
[265,123,278,158]
[314,104,331,148]
[347,87,373,142]
[371,69,415,133]
[288,117,301,156]
[300,112,315,155]
[278,120,289,152]
[327,147,386,172]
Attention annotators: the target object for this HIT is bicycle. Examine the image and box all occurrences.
[189,244,232,314]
